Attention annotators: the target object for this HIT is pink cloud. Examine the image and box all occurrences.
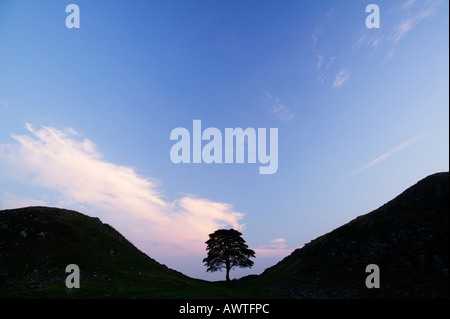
[0,124,245,258]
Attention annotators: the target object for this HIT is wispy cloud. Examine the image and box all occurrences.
[352,0,442,59]
[309,8,335,48]
[254,237,291,258]
[264,90,296,121]
[310,25,324,47]
[315,56,335,86]
[349,134,426,176]
[257,237,288,250]
[270,103,295,121]
[269,238,287,250]
[402,0,416,10]
[0,124,244,257]
[316,55,335,71]
[332,68,350,89]
[392,19,415,43]
[310,8,338,88]
[316,54,324,70]
[391,4,437,44]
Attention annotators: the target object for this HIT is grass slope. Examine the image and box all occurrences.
[1,172,448,298]
[0,206,279,298]
[259,172,449,298]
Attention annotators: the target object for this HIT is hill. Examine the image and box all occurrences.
[0,206,270,298]
[259,172,449,298]
[1,172,448,299]
[0,206,192,297]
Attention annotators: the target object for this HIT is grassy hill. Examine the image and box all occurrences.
[0,172,448,298]
[0,206,277,298]
[259,172,449,298]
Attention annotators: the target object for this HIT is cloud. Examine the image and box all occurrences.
[316,56,335,86]
[316,54,324,70]
[392,18,415,43]
[264,90,296,121]
[349,134,426,176]
[391,6,436,44]
[257,237,287,250]
[317,73,328,85]
[271,103,295,121]
[311,9,337,86]
[254,238,291,258]
[270,238,287,250]
[310,25,324,47]
[402,0,416,11]
[309,8,335,48]
[254,248,293,258]
[352,0,441,59]
[0,124,244,257]
[332,68,350,89]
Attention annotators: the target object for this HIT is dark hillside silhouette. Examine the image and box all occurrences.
[0,172,448,298]
[261,172,449,298]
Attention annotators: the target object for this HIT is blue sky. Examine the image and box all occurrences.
[0,0,448,280]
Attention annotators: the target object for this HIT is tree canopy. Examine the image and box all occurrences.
[203,229,255,281]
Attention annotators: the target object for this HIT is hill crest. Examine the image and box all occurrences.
[1,172,448,298]
[261,172,449,298]
[0,206,197,297]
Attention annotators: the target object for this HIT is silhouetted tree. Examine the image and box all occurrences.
[203,229,255,281]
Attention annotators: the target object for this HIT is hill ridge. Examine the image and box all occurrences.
[260,171,449,298]
[1,172,448,298]
[0,206,203,297]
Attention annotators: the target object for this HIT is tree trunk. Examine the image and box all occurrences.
[225,256,231,282]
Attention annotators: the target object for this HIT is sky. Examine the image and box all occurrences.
[0,0,448,281]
